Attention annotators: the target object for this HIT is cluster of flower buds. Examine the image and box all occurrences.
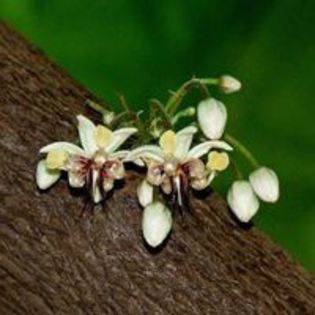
[36,75,279,248]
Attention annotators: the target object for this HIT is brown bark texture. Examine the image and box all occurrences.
[0,22,314,315]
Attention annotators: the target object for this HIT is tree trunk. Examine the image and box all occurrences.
[0,22,314,314]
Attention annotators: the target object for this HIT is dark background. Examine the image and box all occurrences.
[1,0,314,271]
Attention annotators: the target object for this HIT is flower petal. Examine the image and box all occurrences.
[174,126,197,161]
[36,159,61,190]
[91,169,103,203]
[197,98,227,139]
[186,140,233,160]
[77,115,98,155]
[111,150,130,160]
[125,145,164,163]
[94,125,113,149]
[40,142,85,155]
[137,179,154,207]
[191,177,208,191]
[207,171,217,185]
[159,130,176,155]
[68,171,85,188]
[142,202,172,247]
[147,163,165,186]
[106,127,137,153]
[46,150,68,170]
[174,176,183,206]
[206,151,230,171]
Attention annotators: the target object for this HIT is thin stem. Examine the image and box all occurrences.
[171,107,195,125]
[86,99,114,114]
[118,95,147,142]
[165,77,219,116]
[230,158,244,180]
[85,99,111,115]
[199,78,219,85]
[224,133,260,169]
[149,99,172,128]
[118,94,130,113]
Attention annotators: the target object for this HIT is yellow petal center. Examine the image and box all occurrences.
[159,130,176,155]
[94,125,112,148]
[207,151,229,171]
[46,150,68,169]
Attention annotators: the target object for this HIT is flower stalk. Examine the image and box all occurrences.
[224,133,260,169]
[165,77,219,115]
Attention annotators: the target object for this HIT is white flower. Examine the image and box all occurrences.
[142,201,172,247]
[197,98,227,140]
[219,75,242,94]
[36,115,137,203]
[227,180,260,223]
[126,127,232,206]
[249,167,279,203]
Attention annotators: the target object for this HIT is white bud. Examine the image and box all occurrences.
[249,167,279,203]
[142,202,172,247]
[137,180,154,207]
[227,180,260,223]
[102,111,115,126]
[197,98,227,140]
[219,75,242,94]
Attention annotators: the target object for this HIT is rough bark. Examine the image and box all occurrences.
[0,22,314,315]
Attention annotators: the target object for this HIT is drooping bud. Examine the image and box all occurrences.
[137,180,154,207]
[227,180,260,223]
[102,111,115,126]
[142,202,172,247]
[197,98,227,140]
[249,167,279,203]
[219,75,242,94]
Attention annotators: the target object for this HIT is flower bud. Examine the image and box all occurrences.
[137,180,154,207]
[219,75,242,94]
[249,167,279,203]
[102,111,115,126]
[227,180,260,223]
[197,98,227,140]
[142,202,172,247]
[149,118,164,139]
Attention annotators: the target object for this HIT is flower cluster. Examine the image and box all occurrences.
[36,115,137,203]
[36,75,279,248]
